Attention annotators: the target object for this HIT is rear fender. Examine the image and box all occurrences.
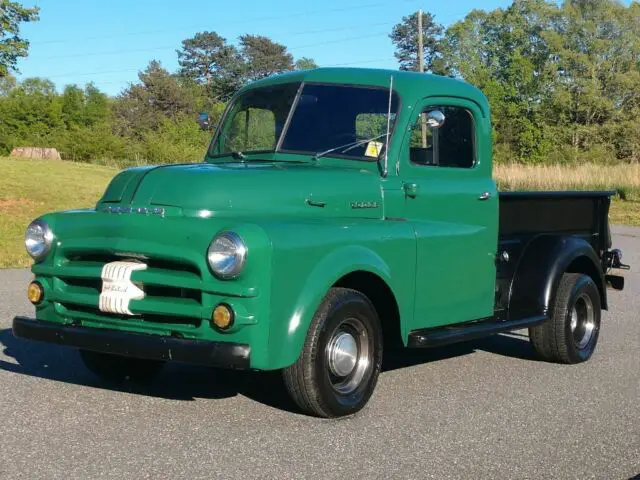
[508,235,607,319]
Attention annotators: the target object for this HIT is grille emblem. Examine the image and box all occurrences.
[98,261,147,315]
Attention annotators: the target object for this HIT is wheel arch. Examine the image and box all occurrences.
[565,254,607,310]
[508,235,607,319]
[333,270,403,350]
[268,245,406,369]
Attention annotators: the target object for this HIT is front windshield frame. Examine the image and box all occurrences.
[206,81,402,162]
[207,81,302,159]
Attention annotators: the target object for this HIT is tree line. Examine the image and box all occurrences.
[0,18,318,164]
[393,0,640,164]
[0,0,638,165]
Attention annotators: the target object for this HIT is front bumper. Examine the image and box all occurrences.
[12,316,251,369]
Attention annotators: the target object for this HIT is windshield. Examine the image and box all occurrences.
[208,82,399,161]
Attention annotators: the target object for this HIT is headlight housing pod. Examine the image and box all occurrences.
[207,231,247,279]
[25,219,53,261]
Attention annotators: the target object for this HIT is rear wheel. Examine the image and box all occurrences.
[529,273,601,364]
[282,288,383,418]
[80,350,164,383]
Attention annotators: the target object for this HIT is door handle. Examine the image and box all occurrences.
[403,182,419,198]
[478,191,491,201]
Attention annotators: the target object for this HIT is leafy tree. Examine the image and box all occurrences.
[177,31,243,100]
[0,72,15,94]
[239,34,294,81]
[114,60,199,137]
[83,83,109,125]
[0,1,39,77]
[444,1,557,162]
[295,57,318,70]
[390,11,446,73]
[541,0,640,157]
[61,83,109,128]
[140,115,211,163]
[2,1,639,166]
[20,76,55,95]
[438,0,640,164]
[0,77,64,152]
[61,85,85,126]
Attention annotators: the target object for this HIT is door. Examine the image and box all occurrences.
[400,97,498,330]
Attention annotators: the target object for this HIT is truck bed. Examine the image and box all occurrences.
[499,191,613,246]
[495,191,614,319]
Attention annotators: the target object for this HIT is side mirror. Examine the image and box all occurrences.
[197,112,214,131]
[426,110,446,128]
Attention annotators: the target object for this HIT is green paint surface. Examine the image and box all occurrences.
[28,68,498,370]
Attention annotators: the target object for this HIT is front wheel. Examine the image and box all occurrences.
[529,273,601,364]
[80,350,165,383]
[282,288,383,418]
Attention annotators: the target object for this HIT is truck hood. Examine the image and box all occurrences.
[99,162,384,219]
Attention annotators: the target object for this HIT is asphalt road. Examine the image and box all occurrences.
[0,227,638,479]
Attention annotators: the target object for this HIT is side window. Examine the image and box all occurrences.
[409,106,475,168]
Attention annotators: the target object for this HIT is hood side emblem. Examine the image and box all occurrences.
[103,205,165,217]
[351,201,379,209]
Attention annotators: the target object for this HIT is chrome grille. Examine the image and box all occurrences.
[47,249,205,325]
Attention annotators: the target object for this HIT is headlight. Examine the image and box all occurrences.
[25,220,53,261]
[207,232,247,279]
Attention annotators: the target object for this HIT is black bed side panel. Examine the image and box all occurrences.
[499,191,612,252]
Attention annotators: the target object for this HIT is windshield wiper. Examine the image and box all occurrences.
[312,133,389,161]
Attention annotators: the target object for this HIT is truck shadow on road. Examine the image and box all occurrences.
[0,328,536,414]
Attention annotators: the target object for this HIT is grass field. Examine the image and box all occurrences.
[0,158,116,268]
[495,163,640,226]
[1,158,639,268]
[495,163,640,199]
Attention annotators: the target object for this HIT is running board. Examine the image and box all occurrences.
[407,315,548,348]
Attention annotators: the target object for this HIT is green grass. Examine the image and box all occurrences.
[0,158,116,268]
[1,158,638,269]
[608,200,640,226]
[494,163,640,227]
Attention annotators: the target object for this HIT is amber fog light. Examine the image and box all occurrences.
[212,304,234,330]
[27,281,44,305]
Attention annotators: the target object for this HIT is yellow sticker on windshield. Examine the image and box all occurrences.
[364,141,384,157]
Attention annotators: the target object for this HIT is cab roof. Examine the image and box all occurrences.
[238,67,489,116]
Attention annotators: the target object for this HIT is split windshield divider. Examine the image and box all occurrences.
[275,82,305,152]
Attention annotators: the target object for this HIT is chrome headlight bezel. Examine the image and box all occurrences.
[207,231,247,279]
[25,219,54,261]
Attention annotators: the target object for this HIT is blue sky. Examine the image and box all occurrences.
[16,0,521,95]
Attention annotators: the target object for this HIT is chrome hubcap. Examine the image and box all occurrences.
[325,318,371,395]
[328,332,358,377]
[571,293,595,349]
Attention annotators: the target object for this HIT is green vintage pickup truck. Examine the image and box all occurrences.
[14,68,629,417]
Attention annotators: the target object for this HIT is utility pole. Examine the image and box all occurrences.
[417,9,424,74]
[418,9,428,148]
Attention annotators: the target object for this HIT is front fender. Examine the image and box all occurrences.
[267,245,399,369]
[509,235,606,319]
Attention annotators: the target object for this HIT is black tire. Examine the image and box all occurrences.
[282,288,383,418]
[529,273,601,364]
[80,350,164,383]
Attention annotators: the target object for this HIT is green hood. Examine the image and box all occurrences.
[99,162,383,218]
